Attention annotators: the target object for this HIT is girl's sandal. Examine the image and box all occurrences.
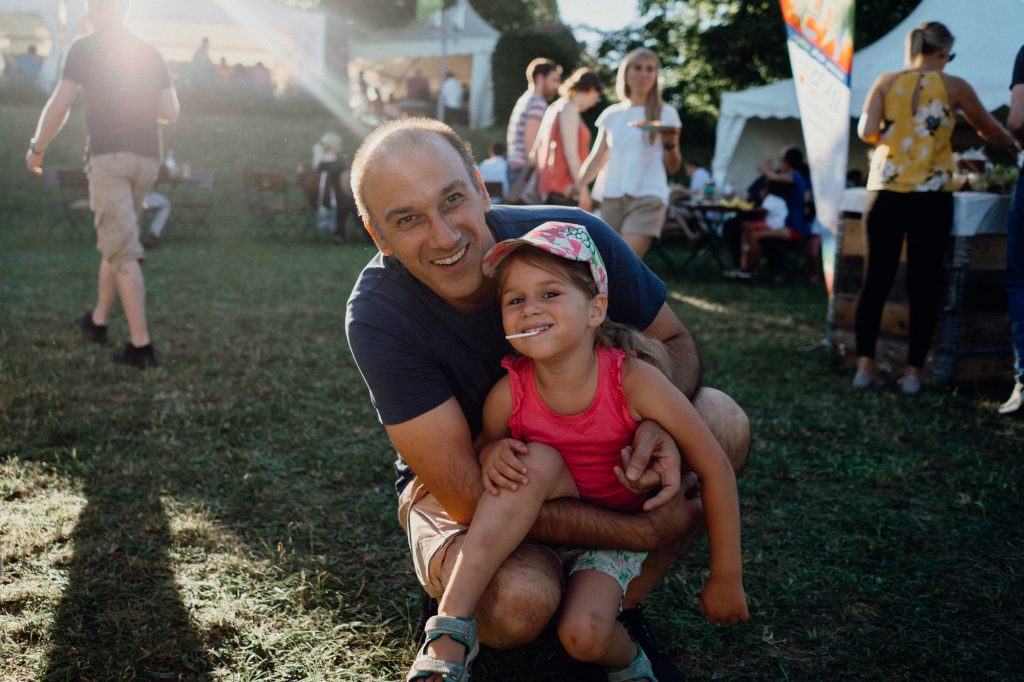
[606,645,658,682]
[406,615,479,682]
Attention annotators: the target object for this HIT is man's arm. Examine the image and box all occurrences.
[642,302,700,397]
[25,79,77,175]
[1007,83,1024,141]
[387,396,696,550]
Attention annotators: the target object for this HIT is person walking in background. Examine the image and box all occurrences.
[506,58,562,188]
[854,21,1018,394]
[1000,43,1024,414]
[25,0,179,369]
[579,47,682,259]
[440,71,464,125]
[534,68,602,210]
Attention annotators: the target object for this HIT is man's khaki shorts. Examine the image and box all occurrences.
[85,152,160,267]
[600,195,668,239]
[397,477,643,600]
[398,477,470,599]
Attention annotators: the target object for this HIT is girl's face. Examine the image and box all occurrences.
[499,258,607,362]
[626,58,658,101]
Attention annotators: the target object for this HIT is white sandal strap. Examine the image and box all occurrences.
[607,646,657,682]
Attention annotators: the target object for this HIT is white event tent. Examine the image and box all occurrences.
[347,0,499,129]
[712,0,1024,192]
[2,0,328,92]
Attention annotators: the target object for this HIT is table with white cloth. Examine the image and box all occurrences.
[831,188,1012,382]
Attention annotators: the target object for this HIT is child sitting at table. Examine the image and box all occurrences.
[725,180,793,279]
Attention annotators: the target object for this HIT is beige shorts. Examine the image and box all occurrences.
[397,477,643,600]
[85,152,160,266]
[600,195,667,239]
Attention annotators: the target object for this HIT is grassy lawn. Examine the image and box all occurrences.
[1,102,1022,680]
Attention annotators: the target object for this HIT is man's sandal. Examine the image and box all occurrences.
[406,615,479,682]
[607,646,658,682]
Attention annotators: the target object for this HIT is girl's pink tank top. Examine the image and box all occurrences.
[502,346,646,512]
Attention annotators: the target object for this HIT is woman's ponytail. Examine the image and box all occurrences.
[905,22,955,67]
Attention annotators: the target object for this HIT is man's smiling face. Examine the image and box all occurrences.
[362,134,496,313]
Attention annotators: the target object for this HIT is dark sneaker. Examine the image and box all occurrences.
[112,342,158,369]
[142,233,160,250]
[619,605,683,682]
[78,311,108,344]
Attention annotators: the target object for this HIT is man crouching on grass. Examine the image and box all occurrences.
[344,118,750,680]
[25,0,179,369]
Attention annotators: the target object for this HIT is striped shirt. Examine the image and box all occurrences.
[506,90,547,168]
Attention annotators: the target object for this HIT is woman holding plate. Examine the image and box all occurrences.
[580,47,682,258]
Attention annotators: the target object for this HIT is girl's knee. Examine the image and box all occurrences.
[557,608,617,663]
[522,443,577,498]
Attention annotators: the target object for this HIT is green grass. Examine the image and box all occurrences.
[2,103,1023,680]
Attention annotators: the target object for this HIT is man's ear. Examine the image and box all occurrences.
[364,220,391,255]
[588,293,609,329]
[474,167,491,204]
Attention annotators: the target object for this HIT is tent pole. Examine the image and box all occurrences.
[435,4,448,121]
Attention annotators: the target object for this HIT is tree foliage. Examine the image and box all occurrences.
[593,0,922,145]
[468,0,561,32]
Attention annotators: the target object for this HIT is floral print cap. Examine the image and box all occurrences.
[482,221,609,295]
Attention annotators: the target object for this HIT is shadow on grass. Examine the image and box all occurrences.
[44,468,209,680]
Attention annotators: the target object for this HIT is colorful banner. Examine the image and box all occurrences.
[779,0,854,293]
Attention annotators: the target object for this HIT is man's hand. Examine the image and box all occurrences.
[25,147,44,176]
[620,420,683,510]
[613,445,680,511]
[699,576,750,625]
[479,437,529,495]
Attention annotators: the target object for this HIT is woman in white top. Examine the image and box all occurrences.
[580,47,682,258]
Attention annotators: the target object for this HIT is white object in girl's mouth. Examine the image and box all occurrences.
[505,329,543,339]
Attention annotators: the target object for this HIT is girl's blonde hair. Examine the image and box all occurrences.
[616,47,664,144]
[495,246,672,377]
[905,21,955,67]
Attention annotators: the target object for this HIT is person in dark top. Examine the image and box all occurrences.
[1000,44,1024,414]
[25,0,179,369]
[345,118,750,680]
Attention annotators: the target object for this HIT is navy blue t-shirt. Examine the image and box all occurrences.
[786,171,811,236]
[1012,45,1024,90]
[345,205,667,494]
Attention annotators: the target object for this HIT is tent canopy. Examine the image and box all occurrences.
[713,0,1024,188]
[347,0,499,128]
[7,0,327,91]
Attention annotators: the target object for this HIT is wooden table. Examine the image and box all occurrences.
[676,202,763,272]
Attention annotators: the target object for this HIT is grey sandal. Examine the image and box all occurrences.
[607,645,658,682]
[406,615,479,682]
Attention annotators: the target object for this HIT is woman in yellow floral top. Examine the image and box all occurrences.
[853,21,1018,394]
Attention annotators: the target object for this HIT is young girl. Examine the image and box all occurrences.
[407,222,748,682]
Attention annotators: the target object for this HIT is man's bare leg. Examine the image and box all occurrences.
[623,387,749,607]
[92,257,118,326]
[113,259,150,347]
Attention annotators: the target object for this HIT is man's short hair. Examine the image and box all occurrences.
[489,141,506,157]
[526,58,560,85]
[350,118,481,234]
